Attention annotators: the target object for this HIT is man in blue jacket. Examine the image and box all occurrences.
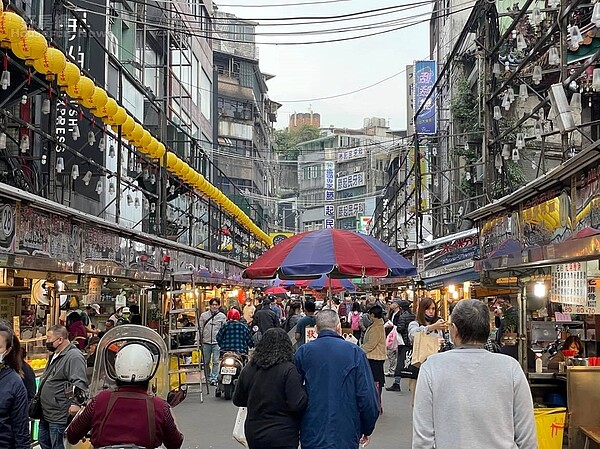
[295,309,380,449]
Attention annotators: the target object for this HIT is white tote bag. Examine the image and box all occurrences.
[233,407,248,447]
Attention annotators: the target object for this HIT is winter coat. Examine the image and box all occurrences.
[295,330,380,449]
[396,310,415,345]
[199,311,226,345]
[361,318,386,361]
[68,321,88,350]
[0,367,30,449]
[233,361,307,448]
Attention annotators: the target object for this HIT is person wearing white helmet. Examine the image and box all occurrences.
[66,343,184,449]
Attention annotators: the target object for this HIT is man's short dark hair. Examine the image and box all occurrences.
[209,298,220,306]
[48,325,68,339]
[368,305,383,319]
[304,300,316,313]
[451,299,490,344]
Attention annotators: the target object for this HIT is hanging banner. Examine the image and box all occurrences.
[550,262,587,306]
[521,191,571,246]
[414,60,437,135]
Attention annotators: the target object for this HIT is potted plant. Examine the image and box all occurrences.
[148,306,161,330]
[501,305,519,346]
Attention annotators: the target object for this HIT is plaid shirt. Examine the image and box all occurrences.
[216,321,254,354]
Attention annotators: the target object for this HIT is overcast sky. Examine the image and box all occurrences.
[217,0,432,130]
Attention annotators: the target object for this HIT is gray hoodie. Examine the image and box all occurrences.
[40,344,88,424]
[199,310,227,344]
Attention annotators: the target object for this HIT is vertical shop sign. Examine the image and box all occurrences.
[414,61,437,135]
[0,202,15,253]
[550,262,587,305]
[324,162,335,221]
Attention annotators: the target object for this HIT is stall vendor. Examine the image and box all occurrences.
[548,335,583,371]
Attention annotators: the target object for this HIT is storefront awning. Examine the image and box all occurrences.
[423,268,479,290]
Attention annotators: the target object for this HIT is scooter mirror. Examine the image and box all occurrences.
[167,384,188,407]
[64,384,88,406]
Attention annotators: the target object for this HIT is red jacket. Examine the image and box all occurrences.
[66,386,183,449]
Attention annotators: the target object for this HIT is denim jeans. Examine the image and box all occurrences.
[38,419,66,449]
[203,343,220,382]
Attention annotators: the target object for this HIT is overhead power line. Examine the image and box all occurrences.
[218,0,353,6]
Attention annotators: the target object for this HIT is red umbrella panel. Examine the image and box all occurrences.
[264,286,289,295]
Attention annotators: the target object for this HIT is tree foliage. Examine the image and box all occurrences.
[274,125,321,160]
[451,77,480,135]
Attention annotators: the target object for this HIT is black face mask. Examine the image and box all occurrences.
[424,315,436,323]
[46,341,57,352]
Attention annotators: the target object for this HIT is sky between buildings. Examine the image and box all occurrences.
[218,0,432,131]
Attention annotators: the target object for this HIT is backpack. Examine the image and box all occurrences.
[350,312,361,331]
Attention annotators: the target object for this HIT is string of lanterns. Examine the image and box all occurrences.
[0,6,272,246]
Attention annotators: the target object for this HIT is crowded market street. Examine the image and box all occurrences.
[174,382,413,449]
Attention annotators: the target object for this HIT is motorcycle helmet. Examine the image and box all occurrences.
[227,309,241,321]
[114,343,154,383]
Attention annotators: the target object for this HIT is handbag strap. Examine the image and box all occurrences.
[97,391,158,448]
[35,354,60,398]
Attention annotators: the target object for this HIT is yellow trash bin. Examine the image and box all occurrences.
[169,355,186,390]
[534,407,566,449]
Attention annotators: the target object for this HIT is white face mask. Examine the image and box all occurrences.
[0,351,6,364]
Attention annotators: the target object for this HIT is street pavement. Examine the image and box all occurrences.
[174,378,413,449]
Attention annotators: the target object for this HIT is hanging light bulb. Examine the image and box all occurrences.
[531,7,543,25]
[142,198,149,209]
[108,181,115,195]
[83,170,92,185]
[150,172,156,185]
[548,47,560,66]
[71,164,79,180]
[593,1,600,27]
[20,135,29,153]
[512,148,520,161]
[56,157,64,173]
[534,120,544,139]
[20,95,27,105]
[519,83,529,100]
[41,154,47,165]
[136,162,142,173]
[465,171,471,181]
[570,92,582,112]
[495,154,502,171]
[494,105,502,120]
[87,130,96,146]
[516,133,525,149]
[150,202,156,213]
[0,132,6,150]
[493,63,501,77]
[532,66,543,84]
[502,93,511,111]
[143,167,149,180]
[95,180,103,195]
[126,193,133,206]
[1,70,10,90]
[169,185,175,195]
[98,136,105,152]
[72,124,80,141]
[516,33,527,51]
[569,25,583,49]
[593,68,600,91]
[41,98,51,115]
[134,197,140,209]
[507,87,515,103]
[548,0,559,7]
[108,145,115,158]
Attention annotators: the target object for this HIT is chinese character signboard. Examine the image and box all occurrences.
[414,60,437,135]
[358,216,372,234]
[324,162,335,190]
[550,263,587,306]
[337,147,365,162]
[324,205,335,216]
[336,172,366,191]
[324,219,335,229]
[325,190,335,201]
[337,202,365,218]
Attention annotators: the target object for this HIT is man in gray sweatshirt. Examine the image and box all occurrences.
[39,325,88,449]
[412,299,537,449]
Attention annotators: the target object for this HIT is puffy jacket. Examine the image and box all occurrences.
[396,310,415,345]
[0,367,30,449]
[295,330,379,449]
[361,318,386,361]
[199,311,226,344]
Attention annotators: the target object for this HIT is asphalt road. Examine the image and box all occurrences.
[174,378,414,449]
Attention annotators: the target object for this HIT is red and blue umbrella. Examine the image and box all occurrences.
[243,228,417,279]
[274,275,356,292]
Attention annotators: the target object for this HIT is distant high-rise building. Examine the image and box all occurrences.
[289,111,321,130]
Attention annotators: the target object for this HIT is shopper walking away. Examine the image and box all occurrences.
[413,299,537,449]
[252,298,279,342]
[383,299,401,377]
[294,300,317,348]
[0,322,30,449]
[199,298,227,386]
[233,328,307,449]
[295,310,379,449]
[216,309,254,355]
[360,305,386,415]
[38,325,88,449]
[387,300,415,391]
[349,301,363,342]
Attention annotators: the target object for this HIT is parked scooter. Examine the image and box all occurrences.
[215,351,246,400]
[65,325,187,449]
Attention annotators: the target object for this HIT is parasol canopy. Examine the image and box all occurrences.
[264,286,288,295]
[274,275,356,292]
[243,228,417,279]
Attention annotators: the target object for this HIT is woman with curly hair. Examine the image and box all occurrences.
[233,327,307,449]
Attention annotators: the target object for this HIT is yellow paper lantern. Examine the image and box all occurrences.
[32,47,66,79]
[80,87,108,111]
[166,152,178,169]
[137,130,152,148]
[93,97,118,118]
[171,157,184,173]
[127,123,144,143]
[121,116,135,136]
[66,76,95,101]
[106,106,127,126]
[145,138,158,156]
[0,12,26,46]
[11,30,47,63]
[56,62,80,87]
[155,142,166,159]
